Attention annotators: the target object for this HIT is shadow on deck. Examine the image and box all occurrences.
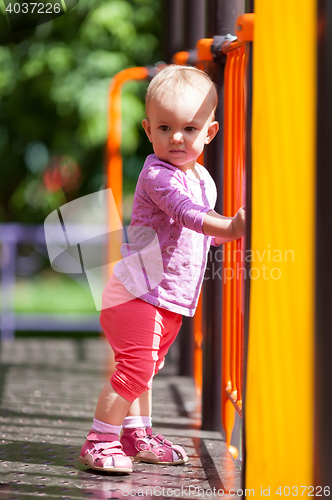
[0,337,242,499]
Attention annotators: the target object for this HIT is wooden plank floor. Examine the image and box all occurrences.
[0,338,242,499]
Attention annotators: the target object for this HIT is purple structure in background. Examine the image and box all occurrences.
[0,224,100,341]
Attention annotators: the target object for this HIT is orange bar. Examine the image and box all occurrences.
[194,36,247,64]
[192,150,205,394]
[221,44,247,447]
[230,50,239,399]
[233,49,240,402]
[196,38,214,62]
[106,67,149,273]
[236,239,243,403]
[234,50,240,402]
[236,48,246,403]
[193,292,203,395]
[221,50,236,449]
[223,51,233,387]
[106,66,149,213]
[222,39,246,55]
[172,51,190,65]
[235,13,255,43]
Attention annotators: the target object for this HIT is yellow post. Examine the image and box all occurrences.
[246,0,316,494]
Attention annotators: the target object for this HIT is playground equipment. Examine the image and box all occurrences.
[105,0,332,493]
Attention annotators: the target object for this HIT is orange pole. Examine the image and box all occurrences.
[234,50,240,403]
[191,35,247,453]
[106,67,149,273]
[222,52,233,387]
[196,38,214,62]
[221,50,236,450]
[236,48,246,405]
[230,50,239,399]
[235,13,254,44]
[104,66,149,375]
[172,51,190,65]
[221,45,247,455]
[222,39,246,56]
[193,150,205,395]
[233,48,240,402]
[184,36,248,451]
[193,292,203,395]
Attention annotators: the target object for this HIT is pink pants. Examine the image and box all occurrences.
[100,275,182,403]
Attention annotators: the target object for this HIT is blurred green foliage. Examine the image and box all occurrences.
[15,271,96,312]
[0,0,161,223]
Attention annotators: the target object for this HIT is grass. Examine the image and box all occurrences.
[14,269,97,313]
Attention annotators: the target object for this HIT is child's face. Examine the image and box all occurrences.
[142,87,219,172]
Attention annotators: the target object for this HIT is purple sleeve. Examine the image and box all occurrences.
[142,165,212,234]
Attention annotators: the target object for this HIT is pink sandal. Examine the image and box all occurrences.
[120,427,188,465]
[79,431,132,473]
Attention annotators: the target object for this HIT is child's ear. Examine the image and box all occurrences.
[142,118,153,143]
[205,121,219,144]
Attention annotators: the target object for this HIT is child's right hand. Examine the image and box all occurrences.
[232,206,245,239]
[203,206,245,244]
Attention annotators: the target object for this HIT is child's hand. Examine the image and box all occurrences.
[203,206,245,244]
[232,206,245,239]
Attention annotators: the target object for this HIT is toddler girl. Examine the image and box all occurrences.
[79,65,245,474]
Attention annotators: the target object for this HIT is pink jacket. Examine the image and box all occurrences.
[113,154,217,317]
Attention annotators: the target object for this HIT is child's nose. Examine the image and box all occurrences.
[171,132,183,143]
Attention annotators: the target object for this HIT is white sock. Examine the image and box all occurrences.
[122,416,152,429]
[92,418,122,435]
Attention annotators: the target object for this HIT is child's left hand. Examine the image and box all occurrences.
[232,206,245,239]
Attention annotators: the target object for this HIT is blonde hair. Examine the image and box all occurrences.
[145,65,218,115]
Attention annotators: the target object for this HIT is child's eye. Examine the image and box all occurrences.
[184,127,196,132]
[159,125,170,131]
